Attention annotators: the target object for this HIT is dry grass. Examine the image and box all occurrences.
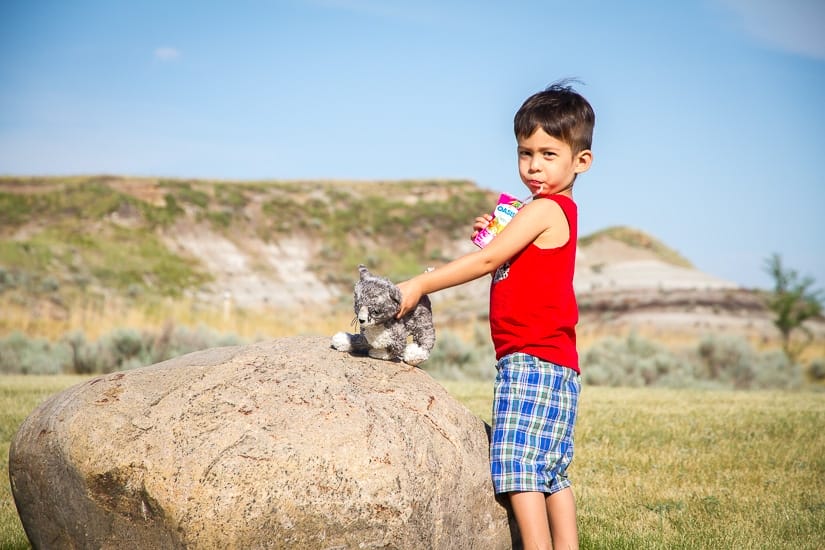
[0,297,354,342]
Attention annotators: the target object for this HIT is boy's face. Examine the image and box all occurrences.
[517,126,592,197]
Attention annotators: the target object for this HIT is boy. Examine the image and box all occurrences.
[396,82,594,549]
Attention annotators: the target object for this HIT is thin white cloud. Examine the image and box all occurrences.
[154,47,181,61]
[719,0,825,60]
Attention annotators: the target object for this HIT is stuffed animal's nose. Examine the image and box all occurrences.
[357,305,369,324]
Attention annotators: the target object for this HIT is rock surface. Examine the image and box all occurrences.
[10,336,514,549]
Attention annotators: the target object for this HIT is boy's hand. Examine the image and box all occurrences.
[396,279,423,319]
[471,214,493,241]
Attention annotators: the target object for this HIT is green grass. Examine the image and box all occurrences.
[4,377,823,549]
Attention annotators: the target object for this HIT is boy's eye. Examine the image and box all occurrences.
[543,152,557,159]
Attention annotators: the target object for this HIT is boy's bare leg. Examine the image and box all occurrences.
[546,487,579,550]
[510,491,552,549]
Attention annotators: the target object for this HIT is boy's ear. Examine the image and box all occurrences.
[574,149,593,174]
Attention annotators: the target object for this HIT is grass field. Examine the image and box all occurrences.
[443,381,825,549]
[2,376,824,549]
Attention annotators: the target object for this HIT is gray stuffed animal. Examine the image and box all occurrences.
[331,264,435,366]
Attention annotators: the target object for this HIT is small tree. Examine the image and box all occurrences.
[763,253,823,362]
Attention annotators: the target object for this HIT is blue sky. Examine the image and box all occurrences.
[1,0,823,290]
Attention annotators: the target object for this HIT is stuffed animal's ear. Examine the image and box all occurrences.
[358,264,369,280]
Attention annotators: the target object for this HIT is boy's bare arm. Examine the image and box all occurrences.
[396,199,563,317]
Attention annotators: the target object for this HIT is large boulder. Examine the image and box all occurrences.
[10,336,515,549]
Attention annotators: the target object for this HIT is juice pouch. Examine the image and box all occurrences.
[472,192,527,248]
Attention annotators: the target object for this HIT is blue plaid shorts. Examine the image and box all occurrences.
[490,352,580,495]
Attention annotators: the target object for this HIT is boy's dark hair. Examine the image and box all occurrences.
[514,81,595,153]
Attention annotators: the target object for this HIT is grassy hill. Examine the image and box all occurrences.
[0,175,700,312]
[0,176,497,307]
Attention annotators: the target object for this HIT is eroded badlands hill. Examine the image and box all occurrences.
[0,176,786,339]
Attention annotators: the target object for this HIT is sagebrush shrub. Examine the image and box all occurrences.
[424,326,495,380]
[751,348,799,389]
[696,334,757,388]
[102,328,148,370]
[0,323,811,391]
[693,334,800,390]
[0,331,67,375]
[3,324,243,375]
[808,357,825,381]
[63,330,100,374]
[579,332,801,390]
[581,332,692,388]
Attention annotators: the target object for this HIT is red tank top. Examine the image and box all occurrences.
[489,194,579,372]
